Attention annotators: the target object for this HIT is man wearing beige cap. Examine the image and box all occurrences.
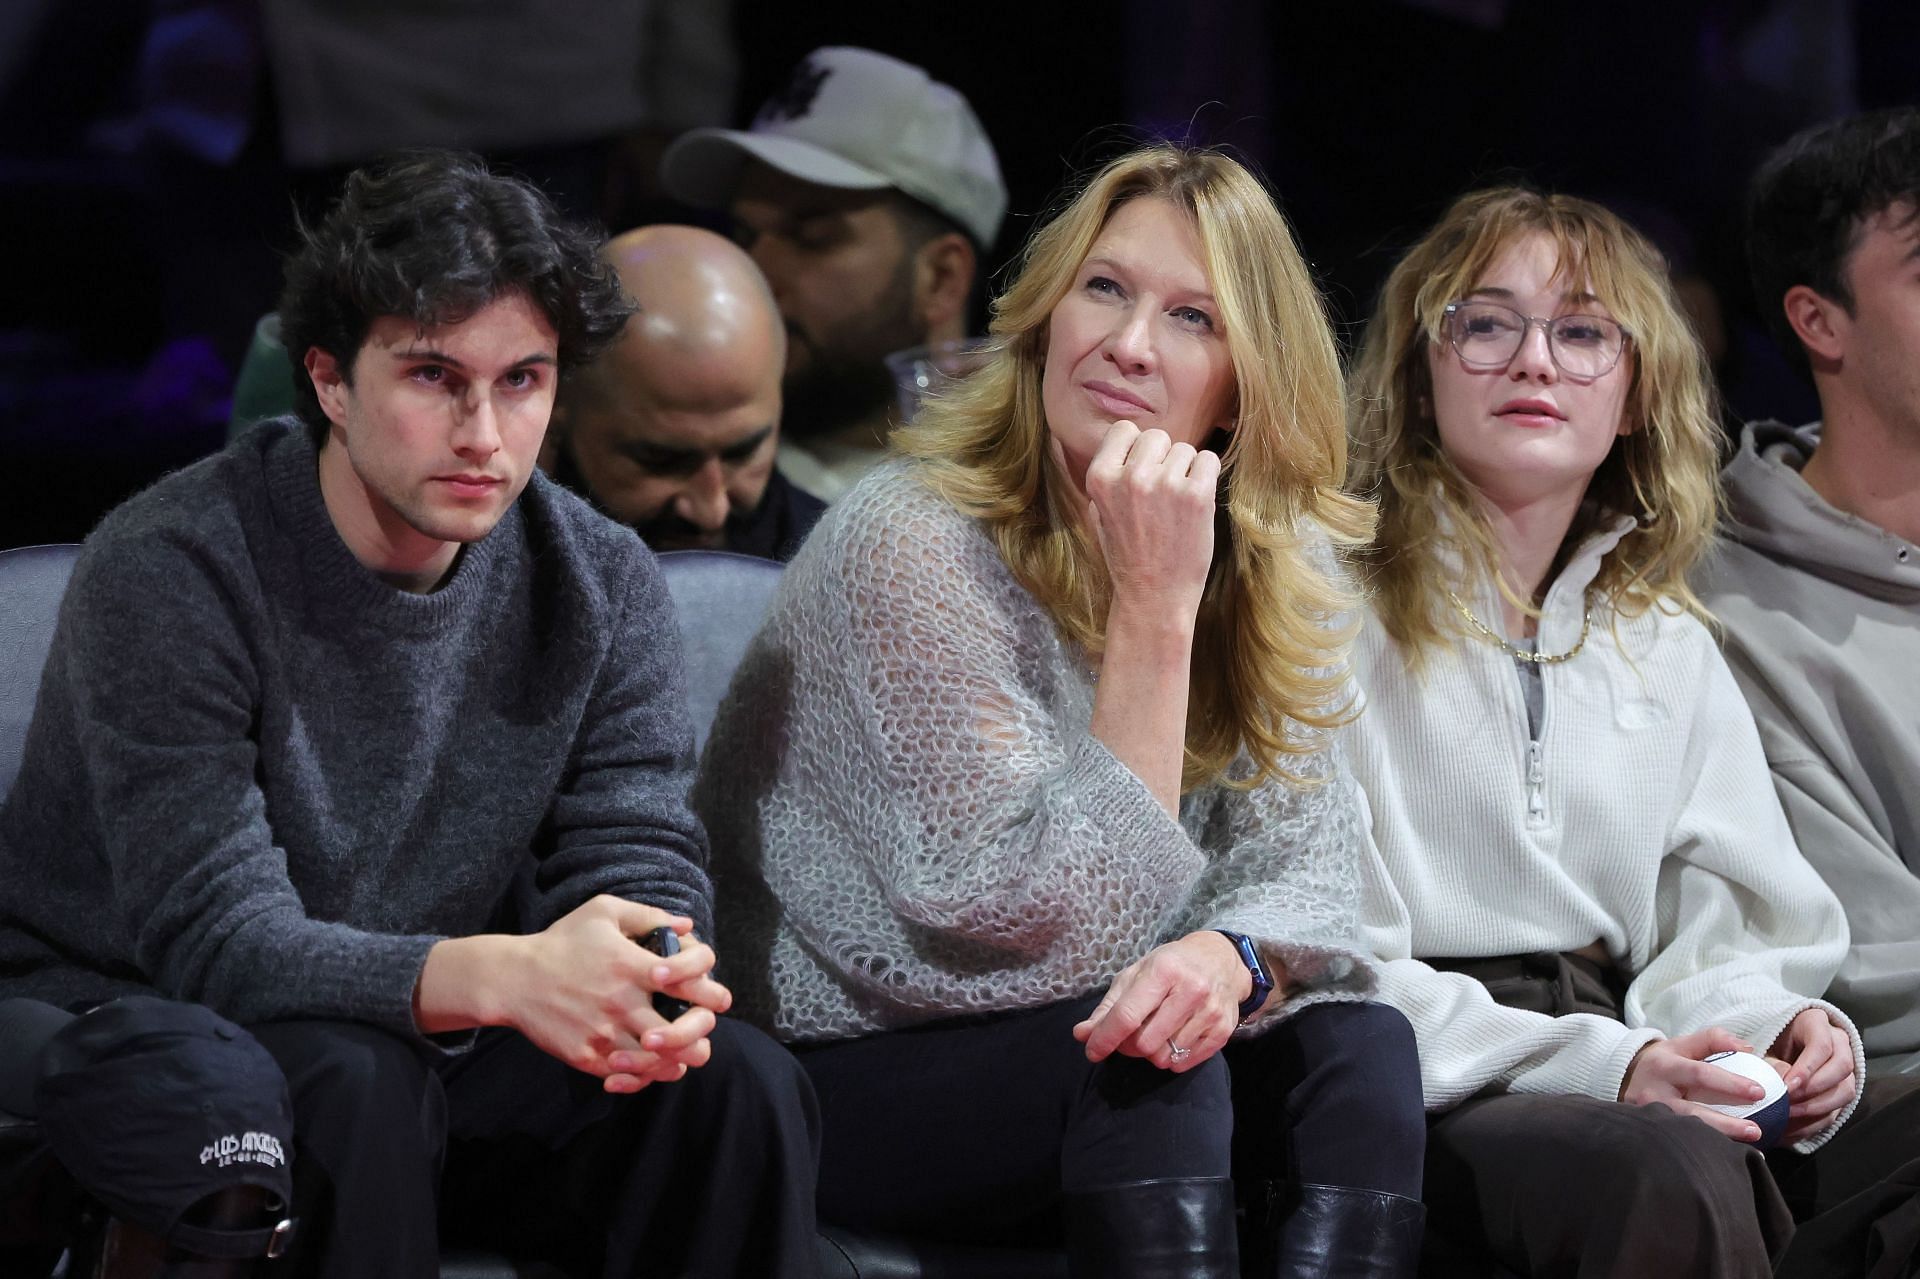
[661,46,1006,500]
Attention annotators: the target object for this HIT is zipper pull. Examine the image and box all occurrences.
[1526,740,1546,820]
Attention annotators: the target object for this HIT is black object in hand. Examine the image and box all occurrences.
[638,926,693,1020]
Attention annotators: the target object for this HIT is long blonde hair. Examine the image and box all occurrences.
[1347,186,1723,662]
[895,144,1373,790]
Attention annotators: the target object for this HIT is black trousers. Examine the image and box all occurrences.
[795,995,1424,1246]
[1423,1077,1920,1279]
[1,999,823,1279]
[1225,996,1426,1202]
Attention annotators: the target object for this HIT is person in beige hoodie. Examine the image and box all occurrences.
[1703,108,1920,1067]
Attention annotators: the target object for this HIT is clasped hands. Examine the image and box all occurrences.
[1073,931,1268,1073]
[441,894,731,1095]
[1619,1007,1855,1146]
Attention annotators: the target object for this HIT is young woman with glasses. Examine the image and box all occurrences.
[1343,187,1889,1277]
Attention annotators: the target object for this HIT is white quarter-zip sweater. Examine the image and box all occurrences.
[1344,519,1865,1152]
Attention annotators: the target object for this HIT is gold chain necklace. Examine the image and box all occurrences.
[1445,588,1593,665]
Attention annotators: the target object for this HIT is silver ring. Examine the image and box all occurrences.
[1167,1041,1192,1062]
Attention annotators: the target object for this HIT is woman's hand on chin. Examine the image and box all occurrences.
[1072,930,1251,1072]
[1082,420,1221,624]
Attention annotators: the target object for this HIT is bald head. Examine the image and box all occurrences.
[555,226,787,550]
[598,225,787,403]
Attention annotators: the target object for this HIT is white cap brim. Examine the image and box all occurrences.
[661,128,895,210]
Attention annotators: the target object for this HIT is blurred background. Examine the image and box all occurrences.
[3,0,1913,548]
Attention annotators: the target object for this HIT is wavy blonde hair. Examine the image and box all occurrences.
[895,144,1373,791]
[1346,187,1723,662]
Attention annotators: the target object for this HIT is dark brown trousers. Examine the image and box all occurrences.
[1420,952,1920,1278]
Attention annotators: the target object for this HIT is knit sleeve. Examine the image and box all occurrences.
[704,471,1212,1026]
[1350,747,1661,1108]
[525,545,714,940]
[823,479,1207,952]
[1164,734,1377,1028]
[61,532,442,1040]
[1626,628,1864,1153]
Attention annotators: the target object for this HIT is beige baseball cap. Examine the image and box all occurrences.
[661,46,1007,249]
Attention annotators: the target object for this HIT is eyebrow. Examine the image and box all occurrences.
[1082,255,1218,308]
[390,347,558,370]
[619,425,775,464]
[718,426,776,458]
[1466,286,1604,308]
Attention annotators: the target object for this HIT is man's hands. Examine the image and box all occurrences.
[416,895,732,1094]
[1771,1008,1856,1145]
[1072,931,1266,1072]
[1619,1011,1857,1146]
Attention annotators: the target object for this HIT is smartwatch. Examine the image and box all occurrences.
[1214,930,1274,1023]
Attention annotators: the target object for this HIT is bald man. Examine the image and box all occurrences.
[549,226,826,559]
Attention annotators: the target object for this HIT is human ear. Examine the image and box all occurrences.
[303,347,353,428]
[1782,284,1846,367]
[913,232,976,335]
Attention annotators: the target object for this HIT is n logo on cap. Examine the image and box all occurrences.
[757,58,831,126]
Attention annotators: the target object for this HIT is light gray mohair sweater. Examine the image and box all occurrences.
[694,462,1375,1044]
[0,419,711,1041]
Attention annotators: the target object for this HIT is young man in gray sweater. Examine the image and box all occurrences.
[1703,109,1920,1067]
[0,152,820,1276]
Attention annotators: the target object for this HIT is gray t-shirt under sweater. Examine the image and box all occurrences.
[0,419,710,1040]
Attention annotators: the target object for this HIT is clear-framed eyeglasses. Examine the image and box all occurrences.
[1441,300,1630,379]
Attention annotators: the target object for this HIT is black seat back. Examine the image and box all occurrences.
[0,544,79,798]
[656,549,784,751]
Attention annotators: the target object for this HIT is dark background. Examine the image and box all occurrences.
[4,0,1912,549]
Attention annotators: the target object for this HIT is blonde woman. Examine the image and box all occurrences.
[1343,187,1919,1278]
[696,145,1426,1277]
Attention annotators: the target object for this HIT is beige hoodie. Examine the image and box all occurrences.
[1700,420,1920,1060]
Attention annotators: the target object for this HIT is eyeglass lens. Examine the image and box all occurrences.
[1448,302,1624,377]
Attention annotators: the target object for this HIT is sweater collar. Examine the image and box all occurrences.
[1438,506,1634,655]
[262,418,517,632]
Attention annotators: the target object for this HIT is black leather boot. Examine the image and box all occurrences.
[1064,1176,1239,1278]
[1243,1180,1425,1278]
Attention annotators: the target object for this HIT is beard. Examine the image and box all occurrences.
[780,346,904,442]
[549,437,763,552]
[631,504,753,551]
[780,258,929,443]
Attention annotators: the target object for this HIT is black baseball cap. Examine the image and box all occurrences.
[34,997,296,1259]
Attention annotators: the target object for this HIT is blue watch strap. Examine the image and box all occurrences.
[1214,929,1274,1021]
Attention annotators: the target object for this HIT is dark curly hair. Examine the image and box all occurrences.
[1747,107,1920,364]
[278,149,632,430]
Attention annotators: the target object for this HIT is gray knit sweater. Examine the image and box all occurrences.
[0,419,710,1041]
[694,462,1375,1044]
